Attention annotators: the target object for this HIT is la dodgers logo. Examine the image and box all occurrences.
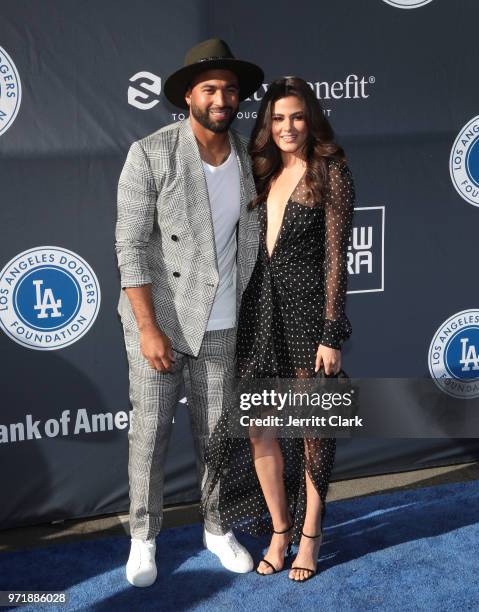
[0,46,22,137]
[0,247,101,350]
[450,116,479,207]
[428,309,479,399]
[382,0,434,7]
[33,279,63,319]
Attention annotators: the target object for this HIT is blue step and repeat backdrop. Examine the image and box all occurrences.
[1,0,478,529]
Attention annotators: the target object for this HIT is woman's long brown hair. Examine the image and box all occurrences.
[248,76,345,208]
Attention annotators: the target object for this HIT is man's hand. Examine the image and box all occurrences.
[140,324,175,373]
[315,344,341,376]
[123,285,175,372]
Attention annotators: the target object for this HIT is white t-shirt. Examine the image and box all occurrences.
[202,150,241,331]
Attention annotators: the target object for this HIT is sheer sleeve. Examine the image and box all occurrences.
[320,159,355,350]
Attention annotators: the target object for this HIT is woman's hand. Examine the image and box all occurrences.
[315,344,341,375]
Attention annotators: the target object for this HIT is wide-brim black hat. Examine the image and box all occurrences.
[164,38,264,109]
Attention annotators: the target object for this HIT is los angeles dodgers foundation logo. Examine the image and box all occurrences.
[382,0,433,7]
[0,247,101,350]
[450,116,479,208]
[428,309,479,399]
[0,46,22,137]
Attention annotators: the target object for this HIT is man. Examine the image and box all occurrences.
[115,38,262,587]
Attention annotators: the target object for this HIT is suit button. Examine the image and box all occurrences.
[173,271,180,278]
[171,235,178,241]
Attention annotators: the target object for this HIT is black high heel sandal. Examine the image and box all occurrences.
[255,523,294,575]
[289,529,323,582]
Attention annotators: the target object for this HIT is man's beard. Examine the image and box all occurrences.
[190,102,237,133]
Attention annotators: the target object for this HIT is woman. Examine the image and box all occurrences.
[201,76,355,582]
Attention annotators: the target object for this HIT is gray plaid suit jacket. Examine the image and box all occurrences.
[115,118,259,357]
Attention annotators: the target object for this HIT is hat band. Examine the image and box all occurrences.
[195,55,233,63]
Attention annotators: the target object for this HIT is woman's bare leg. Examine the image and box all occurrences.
[250,435,292,574]
[289,438,323,581]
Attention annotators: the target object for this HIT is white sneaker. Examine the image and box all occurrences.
[126,537,157,587]
[203,528,253,573]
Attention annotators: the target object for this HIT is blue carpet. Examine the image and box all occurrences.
[0,479,478,611]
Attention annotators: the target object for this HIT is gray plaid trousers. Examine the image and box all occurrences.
[124,325,236,540]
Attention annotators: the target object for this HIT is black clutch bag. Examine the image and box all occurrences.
[315,365,349,379]
[313,365,359,420]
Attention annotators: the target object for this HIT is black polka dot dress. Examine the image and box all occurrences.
[201,158,355,544]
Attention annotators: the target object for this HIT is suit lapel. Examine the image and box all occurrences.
[179,119,218,268]
[178,119,258,293]
[229,129,259,302]
[228,129,248,242]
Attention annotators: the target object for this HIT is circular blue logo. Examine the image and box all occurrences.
[13,266,81,331]
[429,310,479,399]
[0,247,101,350]
[466,137,479,189]
[382,0,434,8]
[0,47,22,137]
[444,326,479,381]
[450,116,479,207]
